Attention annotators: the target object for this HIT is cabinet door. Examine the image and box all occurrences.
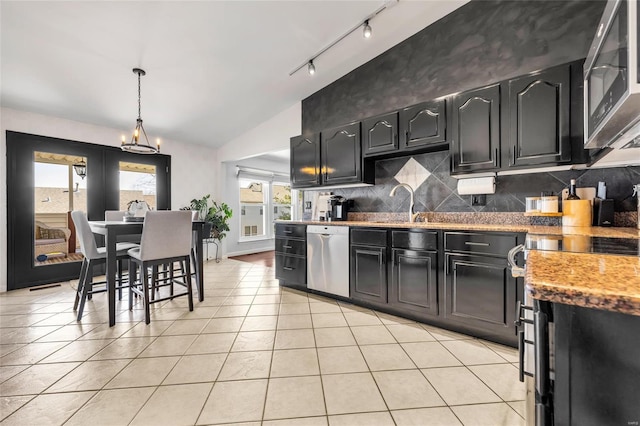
[505,65,571,168]
[362,112,398,157]
[350,244,387,304]
[290,135,321,188]
[451,84,501,174]
[444,253,516,339]
[390,248,438,317]
[321,122,361,185]
[399,100,446,150]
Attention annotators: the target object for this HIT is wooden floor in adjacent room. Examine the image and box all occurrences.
[228,250,275,268]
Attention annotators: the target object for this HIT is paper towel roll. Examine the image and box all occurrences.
[457,177,496,195]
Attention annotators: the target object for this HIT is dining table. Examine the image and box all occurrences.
[89,219,207,326]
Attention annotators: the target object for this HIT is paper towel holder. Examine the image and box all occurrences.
[457,176,496,195]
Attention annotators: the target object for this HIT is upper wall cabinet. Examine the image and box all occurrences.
[503,64,571,168]
[321,122,363,186]
[290,134,321,188]
[362,112,398,157]
[451,84,501,174]
[399,99,447,151]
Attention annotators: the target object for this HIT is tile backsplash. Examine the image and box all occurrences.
[306,150,640,216]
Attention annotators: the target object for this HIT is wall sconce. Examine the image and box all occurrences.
[73,160,87,179]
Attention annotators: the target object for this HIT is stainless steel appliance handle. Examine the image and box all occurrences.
[508,244,525,278]
[534,309,550,399]
[465,241,490,246]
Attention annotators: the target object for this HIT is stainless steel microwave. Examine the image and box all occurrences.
[584,0,640,150]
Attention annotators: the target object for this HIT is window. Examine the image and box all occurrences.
[272,182,292,221]
[119,162,157,211]
[238,174,296,241]
[33,152,88,266]
[239,178,268,239]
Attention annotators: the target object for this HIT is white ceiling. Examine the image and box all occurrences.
[1,1,467,148]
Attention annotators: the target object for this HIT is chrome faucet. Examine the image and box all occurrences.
[389,183,420,223]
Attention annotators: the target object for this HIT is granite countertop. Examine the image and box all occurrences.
[278,220,640,239]
[526,250,640,316]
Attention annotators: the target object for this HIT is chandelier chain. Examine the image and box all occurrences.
[137,71,142,120]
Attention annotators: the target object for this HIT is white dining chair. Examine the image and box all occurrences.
[128,211,194,324]
[71,211,139,321]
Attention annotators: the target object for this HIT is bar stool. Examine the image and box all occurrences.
[70,211,138,321]
[127,211,194,324]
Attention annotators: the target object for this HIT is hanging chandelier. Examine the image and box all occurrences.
[121,68,160,154]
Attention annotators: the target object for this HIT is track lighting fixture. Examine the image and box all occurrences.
[363,20,372,38]
[289,0,396,77]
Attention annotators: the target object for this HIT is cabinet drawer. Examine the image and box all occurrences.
[275,254,306,285]
[391,230,437,251]
[275,238,306,256]
[351,228,387,246]
[275,223,306,239]
[444,232,519,257]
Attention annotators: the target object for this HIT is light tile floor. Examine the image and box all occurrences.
[0,259,525,425]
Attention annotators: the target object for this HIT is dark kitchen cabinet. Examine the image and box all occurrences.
[399,99,446,151]
[451,84,501,175]
[362,112,398,157]
[350,228,387,305]
[504,64,571,168]
[444,253,515,341]
[275,223,306,289]
[443,231,520,344]
[321,122,363,186]
[390,249,438,317]
[290,134,321,188]
[389,230,438,318]
[552,303,640,426]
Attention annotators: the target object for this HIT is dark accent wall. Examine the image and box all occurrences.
[328,151,640,214]
[302,0,606,134]
[301,0,635,216]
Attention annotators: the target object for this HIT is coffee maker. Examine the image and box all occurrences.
[329,196,352,221]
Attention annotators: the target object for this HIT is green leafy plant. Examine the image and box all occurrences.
[189,194,211,220]
[206,201,233,240]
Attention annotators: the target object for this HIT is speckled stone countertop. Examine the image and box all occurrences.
[278,220,640,238]
[526,250,640,316]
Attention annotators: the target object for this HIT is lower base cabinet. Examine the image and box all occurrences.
[390,248,438,317]
[350,244,387,304]
[444,252,516,342]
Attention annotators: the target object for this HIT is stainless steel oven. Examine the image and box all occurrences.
[509,244,554,426]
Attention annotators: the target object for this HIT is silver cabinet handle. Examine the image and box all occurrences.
[465,241,490,246]
[283,266,294,271]
[283,230,293,234]
[283,245,292,249]
[508,244,525,278]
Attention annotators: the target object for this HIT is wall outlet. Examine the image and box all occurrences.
[471,195,486,206]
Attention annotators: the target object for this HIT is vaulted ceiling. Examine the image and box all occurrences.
[1,1,467,148]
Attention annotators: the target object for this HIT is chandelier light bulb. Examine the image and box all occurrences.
[363,20,372,38]
[308,60,316,76]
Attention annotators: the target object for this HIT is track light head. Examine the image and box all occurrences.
[308,60,316,75]
[363,20,372,38]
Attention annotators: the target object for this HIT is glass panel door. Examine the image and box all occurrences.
[33,151,87,266]
[119,161,157,212]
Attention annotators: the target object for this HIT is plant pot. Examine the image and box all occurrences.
[203,222,214,239]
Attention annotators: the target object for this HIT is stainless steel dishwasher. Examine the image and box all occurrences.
[306,225,350,298]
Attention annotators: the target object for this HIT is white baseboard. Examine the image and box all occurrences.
[226,247,275,257]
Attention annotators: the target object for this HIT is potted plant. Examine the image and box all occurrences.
[188,195,211,221]
[183,195,233,241]
[206,201,233,241]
